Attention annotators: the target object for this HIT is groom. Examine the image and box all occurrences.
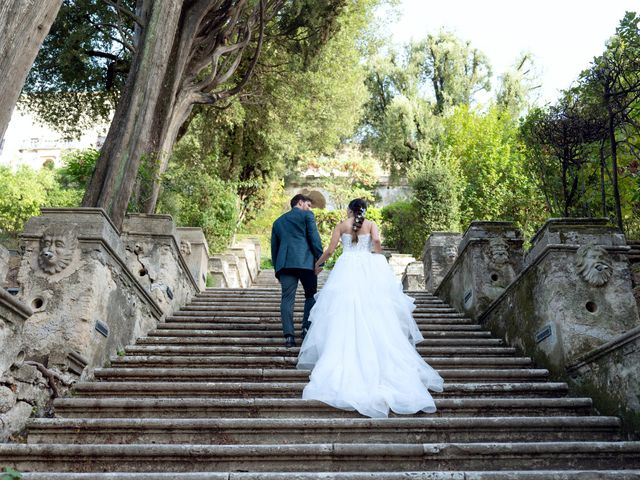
[271,194,324,348]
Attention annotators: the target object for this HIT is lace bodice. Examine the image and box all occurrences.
[341,233,372,253]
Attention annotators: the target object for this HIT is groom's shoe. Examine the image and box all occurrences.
[285,335,296,348]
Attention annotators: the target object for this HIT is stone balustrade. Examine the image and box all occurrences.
[208,237,262,289]
[434,221,524,320]
[431,217,639,436]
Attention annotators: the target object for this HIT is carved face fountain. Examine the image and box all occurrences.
[576,244,613,287]
[488,238,510,266]
[179,240,192,256]
[38,225,78,274]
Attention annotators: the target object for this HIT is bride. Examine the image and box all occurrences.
[296,198,444,418]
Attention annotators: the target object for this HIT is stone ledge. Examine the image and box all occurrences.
[567,325,640,372]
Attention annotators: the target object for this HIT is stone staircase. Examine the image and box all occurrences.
[1,271,640,478]
[629,240,640,264]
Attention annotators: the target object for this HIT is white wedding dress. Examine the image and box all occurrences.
[297,233,444,418]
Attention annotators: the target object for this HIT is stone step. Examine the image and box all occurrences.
[52,397,595,419]
[16,470,640,480]
[108,355,533,369]
[27,416,622,444]
[135,337,506,347]
[187,299,447,306]
[155,323,483,332]
[164,316,476,325]
[70,381,567,398]
[143,329,495,339]
[2,441,639,472]
[123,345,519,357]
[170,310,465,318]
[92,367,550,382]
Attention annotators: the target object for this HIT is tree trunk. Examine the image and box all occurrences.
[606,100,624,232]
[0,0,62,141]
[82,1,183,229]
[599,141,607,218]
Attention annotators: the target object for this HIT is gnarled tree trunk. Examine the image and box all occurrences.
[0,0,62,141]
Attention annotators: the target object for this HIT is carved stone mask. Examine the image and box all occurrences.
[488,238,510,266]
[445,245,458,260]
[38,225,78,274]
[576,244,613,287]
[180,240,192,256]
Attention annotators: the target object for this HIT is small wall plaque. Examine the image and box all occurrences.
[166,286,174,300]
[536,325,552,343]
[95,320,109,338]
[464,289,473,305]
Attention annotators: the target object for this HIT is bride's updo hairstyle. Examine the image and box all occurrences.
[348,198,367,243]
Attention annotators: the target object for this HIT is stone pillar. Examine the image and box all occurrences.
[402,261,425,291]
[479,218,638,371]
[121,214,198,314]
[208,255,229,288]
[233,238,261,284]
[0,244,9,287]
[0,288,31,376]
[387,253,417,281]
[17,208,163,378]
[223,254,241,288]
[229,247,251,288]
[435,221,524,320]
[422,232,462,292]
[176,227,210,290]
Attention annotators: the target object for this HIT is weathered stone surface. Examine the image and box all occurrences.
[0,385,16,413]
[402,261,425,291]
[176,227,209,290]
[0,400,32,441]
[229,248,251,288]
[387,253,416,281]
[121,214,198,316]
[567,325,640,438]
[423,232,462,292]
[436,221,524,320]
[478,218,640,435]
[208,256,229,288]
[17,209,162,378]
[0,287,31,375]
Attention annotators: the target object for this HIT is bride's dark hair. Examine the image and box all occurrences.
[348,198,367,243]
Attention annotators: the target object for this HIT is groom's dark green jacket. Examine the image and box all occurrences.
[271,207,324,278]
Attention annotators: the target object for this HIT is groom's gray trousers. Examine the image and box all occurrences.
[278,268,317,337]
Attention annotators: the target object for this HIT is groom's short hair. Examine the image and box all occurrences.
[290,194,312,208]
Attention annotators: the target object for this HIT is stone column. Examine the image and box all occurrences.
[223,254,241,288]
[17,208,163,378]
[422,232,462,292]
[121,214,198,315]
[402,262,425,291]
[0,244,9,287]
[176,228,210,290]
[480,218,638,371]
[229,247,252,288]
[208,255,229,288]
[233,238,261,284]
[435,221,524,320]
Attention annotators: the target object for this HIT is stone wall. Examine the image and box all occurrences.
[474,218,639,437]
[422,232,462,292]
[0,287,51,441]
[0,244,9,286]
[208,237,262,288]
[567,326,640,438]
[16,209,163,378]
[176,227,210,291]
[122,214,198,316]
[435,221,524,320]
[402,262,425,291]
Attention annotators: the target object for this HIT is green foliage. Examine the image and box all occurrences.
[1,467,22,480]
[156,164,239,253]
[0,165,82,240]
[381,157,461,258]
[57,148,99,189]
[381,201,422,256]
[21,0,132,137]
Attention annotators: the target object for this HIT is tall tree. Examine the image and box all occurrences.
[411,30,492,114]
[81,0,281,228]
[581,11,640,231]
[0,0,62,140]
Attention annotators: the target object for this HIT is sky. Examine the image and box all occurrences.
[384,0,639,105]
